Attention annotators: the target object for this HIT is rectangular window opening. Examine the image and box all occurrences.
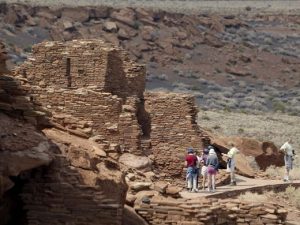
[66,58,71,87]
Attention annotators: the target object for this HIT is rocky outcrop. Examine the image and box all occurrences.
[0,40,52,197]
[21,128,128,225]
[0,42,9,75]
[211,136,284,176]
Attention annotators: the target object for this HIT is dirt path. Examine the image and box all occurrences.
[180,175,300,199]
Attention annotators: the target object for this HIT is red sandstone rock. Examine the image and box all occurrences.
[119,153,152,171]
[141,26,157,41]
[0,113,52,193]
[61,7,90,23]
[111,8,137,28]
[212,136,284,172]
[103,21,118,32]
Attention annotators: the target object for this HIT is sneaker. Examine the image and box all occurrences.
[192,189,199,193]
[206,188,211,192]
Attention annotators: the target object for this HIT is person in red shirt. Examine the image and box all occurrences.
[185,147,198,192]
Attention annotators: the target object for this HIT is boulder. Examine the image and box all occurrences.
[0,113,52,194]
[0,42,9,75]
[92,144,107,157]
[118,28,130,40]
[225,67,251,76]
[89,6,110,19]
[141,26,157,41]
[119,153,152,171]
[154,181,168,194]
[111,8,136,28]
[122,205,149,225]
[211,136,284,173]
[103,21,118,32]
[61,7,90,23]
[166,185,183,197]
[126,193,137,206]
[134,190,158,205]
[130,182,152,192]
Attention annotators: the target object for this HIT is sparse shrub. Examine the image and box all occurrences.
[265,166,300,180]
[201,115,210,121]
[132,21,141,30]
[213,125,221,130]
[223,106,231,112]
[24,45,32,53]
[238,128,244,134]
[272,100,286,112]
[265,165,283,179]
[190,85,201,91]
[157,74,168,81]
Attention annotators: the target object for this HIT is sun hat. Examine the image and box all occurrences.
[187,147,194,154]
[203,148,209,154]
[209,148,216,155]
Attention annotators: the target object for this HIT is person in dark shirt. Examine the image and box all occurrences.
[185,147,198,192]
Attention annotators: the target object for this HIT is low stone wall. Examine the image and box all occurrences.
[136,196,288,225]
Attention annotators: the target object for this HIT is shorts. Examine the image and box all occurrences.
[201,166,207,176]
[226,158,235,173]
[285,155,293,170]
[207,165,217,175]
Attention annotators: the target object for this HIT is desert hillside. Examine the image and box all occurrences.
[198,110,300,166]
[0,1,300,225]
[0,1,299,116]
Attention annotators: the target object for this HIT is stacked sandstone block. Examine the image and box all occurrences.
[144,92,207,178]
[136,196,288,225]
[13,40,146,154]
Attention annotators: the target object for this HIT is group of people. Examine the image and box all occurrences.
[185,143,240,193]
[185,139,296,193]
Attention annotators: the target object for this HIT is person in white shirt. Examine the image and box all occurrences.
[222,142,240,186]
[280,139,295,182]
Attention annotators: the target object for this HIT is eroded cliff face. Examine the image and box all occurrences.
[0,41,53,225]
[0,41,128,225]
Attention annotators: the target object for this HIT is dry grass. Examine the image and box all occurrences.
[198,110,300,167]
[238,191,269,202]
[278,186,300,209]
[265,165,300,180]
[238,187,300,209]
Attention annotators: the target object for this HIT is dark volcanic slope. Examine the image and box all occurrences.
[0,3,299,115]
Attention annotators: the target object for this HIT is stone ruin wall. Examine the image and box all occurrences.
[136,196,288,225]
[1,39,291,225]
[145,92,208,179]
[14,40,145,155]
[0,41,128,225]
